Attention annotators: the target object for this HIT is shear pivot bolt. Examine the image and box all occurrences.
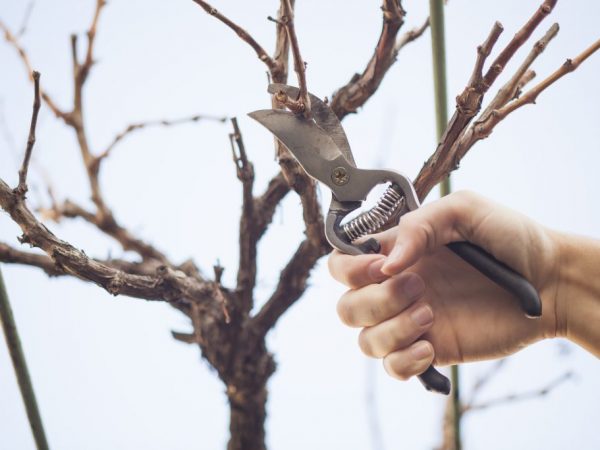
[331,167,349,186]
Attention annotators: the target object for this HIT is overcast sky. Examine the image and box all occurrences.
[1,1,599,449]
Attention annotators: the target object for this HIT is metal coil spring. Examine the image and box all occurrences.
[342,184,403,241]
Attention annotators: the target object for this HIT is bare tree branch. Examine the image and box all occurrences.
[16,71,41,197]
[16,1,35,37]
[450,36,600,172]
[95,113,227,164]
[78,0,106,85]
[253,172,289,236]
[463,371,573,413]
[0,242,63,277]
[280,0,311,117]
[481,0,557,89]
[395,16,430,53]
[45,199,170,262]
[250,237,329,337]
[330,0,407,119]
[229,118,256,311]
[0,178,216,300]
[413,0,558,199]
[0,20,66,120]
[494,38,600,120]
[191,0,282,77]
[480,23,560,120]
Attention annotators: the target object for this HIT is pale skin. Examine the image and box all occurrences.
[328,190,600,381]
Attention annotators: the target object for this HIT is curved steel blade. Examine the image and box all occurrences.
[248,109,350,188]
[267,83,356,167]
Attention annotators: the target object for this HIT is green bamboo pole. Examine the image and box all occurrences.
[428,1,461,449]
[0,268,50,450]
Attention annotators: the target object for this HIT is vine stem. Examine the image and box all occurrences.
[0,269,50,450]
[429,1,460,449]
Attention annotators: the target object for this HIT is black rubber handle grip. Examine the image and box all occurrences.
[416,240,542,395]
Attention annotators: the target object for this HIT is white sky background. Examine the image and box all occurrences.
[1,0,599,449]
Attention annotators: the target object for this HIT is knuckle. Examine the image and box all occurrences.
[383,355,410,381]
[401,214,438,253]
[336,295,356,327]
[358,329,378,358]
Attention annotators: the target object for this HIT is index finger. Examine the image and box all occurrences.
[327,228,397,289]
[327,251,386,289]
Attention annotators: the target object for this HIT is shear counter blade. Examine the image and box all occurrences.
[267,83,356,167]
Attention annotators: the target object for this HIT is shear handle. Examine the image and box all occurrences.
[327,186,542,395]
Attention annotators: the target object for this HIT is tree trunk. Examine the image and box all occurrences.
[227,384,268,450]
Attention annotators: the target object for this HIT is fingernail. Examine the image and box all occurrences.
[400,273,425,300]
[411,341,432,360]
[410,304,433,327]
[382,244,404,272]
[387,244,404,264]
[367,258,387,282]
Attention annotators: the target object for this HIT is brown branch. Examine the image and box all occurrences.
[280,0,311,117]
[481,0,557,89]
[0,242,63,277]
[43,199,170,263]
[0,178,213,301]
[0,20,66,120]
[229,118,256,311]
[453,37,600,165]
[466,359,507,406]
[250,237,330,337]
[253,172,289,236]
[191,0,282,76]
[395,16,430,53]
[413,0,557,199]
[330,0,407,119]
[513,69,537,99]
[78,0,106,85]
[0,241,163,278]
[16,1,35,37]
[95,113,227,164]
[463,371,573,413]
[16,71,41,197]
[495,38,600,119]
[479,23,559,119]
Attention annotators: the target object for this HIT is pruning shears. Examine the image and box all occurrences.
[249,83,541,395]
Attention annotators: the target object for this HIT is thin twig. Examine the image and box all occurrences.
[96,113,227,163]
[479,23,559,120]
[463,372,573,413]
[0,20,66,119]
[395,16,430,53]
[461,37,600,152]
[280,0,311,117]
[481,0,557,89]
[16,71,41,197]
[466,359,507,405]
[496,38,600,119]
[191,0,281,76]
[78,0,106,85]
[413,0,557,199]
[16,1,35,37]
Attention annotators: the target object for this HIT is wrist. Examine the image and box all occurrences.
[551,230,600,355]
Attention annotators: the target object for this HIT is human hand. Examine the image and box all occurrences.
[328,190,562,381]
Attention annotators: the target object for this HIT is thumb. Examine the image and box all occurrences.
[381,191,479,276]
